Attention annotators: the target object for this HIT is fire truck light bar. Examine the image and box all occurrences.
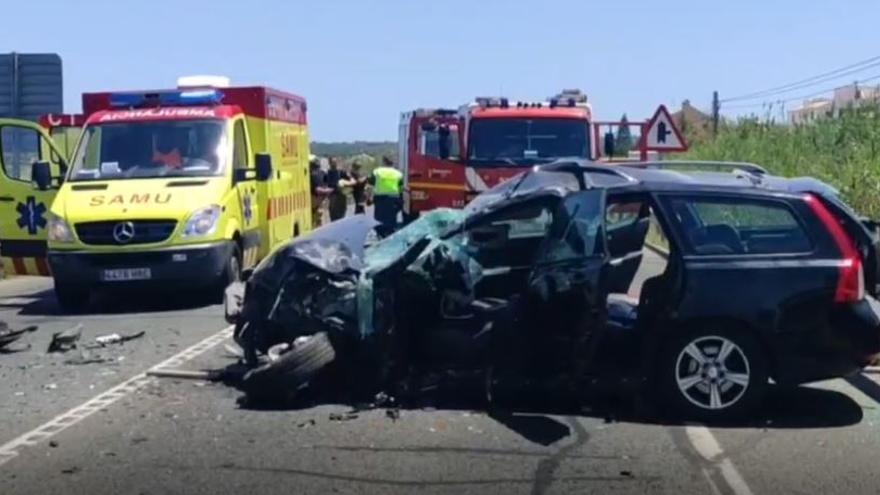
[475,97,509,108]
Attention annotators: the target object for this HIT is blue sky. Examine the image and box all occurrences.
[7,0,880,141]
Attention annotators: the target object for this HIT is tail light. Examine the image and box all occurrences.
[804,194,865,303]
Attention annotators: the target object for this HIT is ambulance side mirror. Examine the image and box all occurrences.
[255,153,273,182]
[603,132,615,157]
[32,161,52,191]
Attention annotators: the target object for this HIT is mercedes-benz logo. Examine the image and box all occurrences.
[112,221,136,244]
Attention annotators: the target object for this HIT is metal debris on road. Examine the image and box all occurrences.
[89,331,146,348]
[146,369,225,381]
[297,419,316,428]
[328,411,359,422]
[0,323,37,350]
[48,324,83,353]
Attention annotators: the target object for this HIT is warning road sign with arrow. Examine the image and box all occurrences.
[643,105,687,152]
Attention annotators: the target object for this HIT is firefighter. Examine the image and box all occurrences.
[309,156,332,228]
[369,156,403,238]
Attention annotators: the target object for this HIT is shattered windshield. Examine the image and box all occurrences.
[364,208,467,273]
[69,120,227,181]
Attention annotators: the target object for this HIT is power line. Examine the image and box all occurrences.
[721,55,880,103]
[723,73,880,113]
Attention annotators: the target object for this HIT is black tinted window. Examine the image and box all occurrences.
[667,196,812,255]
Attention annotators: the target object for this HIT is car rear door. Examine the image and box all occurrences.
[657,193,838,337]
[0,119,67,276]
[604,194,651,294]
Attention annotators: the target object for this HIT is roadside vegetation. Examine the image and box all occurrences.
[678,105,880,218]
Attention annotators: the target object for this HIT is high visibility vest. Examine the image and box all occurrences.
[373,167,403,196]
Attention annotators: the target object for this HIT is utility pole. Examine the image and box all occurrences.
[711,90,720,137]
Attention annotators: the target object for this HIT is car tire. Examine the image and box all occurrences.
[214,244,242,303]
[658,325,768,422]
[241,332,337,401]
[54,281,89,314]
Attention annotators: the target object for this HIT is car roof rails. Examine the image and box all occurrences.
[539,160,639,190]
[620,160,768,175]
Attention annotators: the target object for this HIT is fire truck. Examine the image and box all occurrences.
[399,89,596,217]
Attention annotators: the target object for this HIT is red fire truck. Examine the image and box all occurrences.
[399,89,596,217]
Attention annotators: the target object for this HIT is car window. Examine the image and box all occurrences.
[420,126,460,158]
[606,201,644,230]
[0,126,42,181]
[539,190,605,262]
[667,196,812,255]
[233,120,249,169]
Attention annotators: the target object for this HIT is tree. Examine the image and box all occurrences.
[615,114,633,157]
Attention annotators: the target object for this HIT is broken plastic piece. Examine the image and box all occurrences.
[48,324,82,353]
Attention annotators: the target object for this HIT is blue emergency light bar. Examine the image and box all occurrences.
[109,89,223,108]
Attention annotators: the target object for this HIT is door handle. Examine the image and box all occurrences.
[0,196,15,202]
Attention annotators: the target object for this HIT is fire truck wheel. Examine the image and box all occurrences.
[54,281,90,313]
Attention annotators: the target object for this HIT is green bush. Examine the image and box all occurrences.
[678,105,880,218]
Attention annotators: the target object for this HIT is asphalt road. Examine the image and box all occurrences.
[2,251,880,494]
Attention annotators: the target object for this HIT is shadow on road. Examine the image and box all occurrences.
[0,287,218,316]
[219,366,865,445]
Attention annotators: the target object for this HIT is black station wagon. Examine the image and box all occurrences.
[229,160,880,420]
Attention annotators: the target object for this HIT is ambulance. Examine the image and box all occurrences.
[0,76,312,312]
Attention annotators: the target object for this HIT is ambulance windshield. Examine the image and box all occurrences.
[69,120,227,181]
[468,118,590,167]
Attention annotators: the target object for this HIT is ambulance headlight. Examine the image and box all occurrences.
[183,205,222,237]
[47,214,75,243]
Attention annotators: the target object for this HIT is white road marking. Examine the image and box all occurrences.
[0,325,234,467]
[686,425,755,495]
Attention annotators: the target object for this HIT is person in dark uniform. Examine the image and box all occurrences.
[349,161,369,214]
[325,157,354,222]
[309,157,332,228]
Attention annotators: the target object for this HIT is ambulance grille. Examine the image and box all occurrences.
[75,220,177,245]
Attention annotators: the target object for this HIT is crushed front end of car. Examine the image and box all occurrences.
[228,210,471,400]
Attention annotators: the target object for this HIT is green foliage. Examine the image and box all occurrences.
[678,105,880,218]
[311,141,396,160]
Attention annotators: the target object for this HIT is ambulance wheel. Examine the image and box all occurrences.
[54,281,89,313]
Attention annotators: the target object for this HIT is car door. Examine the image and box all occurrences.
[230,118,261,268]
[0,119,67,276]
[520,189,608,374]
[604,194,651,294]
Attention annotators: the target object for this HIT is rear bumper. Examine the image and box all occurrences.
[775,296,880,385]
[48,241,233,289]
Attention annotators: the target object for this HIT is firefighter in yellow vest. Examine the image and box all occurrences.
[368,156,404,238]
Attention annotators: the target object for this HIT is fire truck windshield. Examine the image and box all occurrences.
[69,120,227,181]
[467,118,590,167]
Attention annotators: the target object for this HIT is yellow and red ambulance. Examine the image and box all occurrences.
[0,76,312,311]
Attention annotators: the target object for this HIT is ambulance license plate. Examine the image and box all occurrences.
[102,268,152,281]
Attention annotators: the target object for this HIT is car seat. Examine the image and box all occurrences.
[688,224,743,254]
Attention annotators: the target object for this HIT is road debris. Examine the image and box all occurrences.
[0,321,37,353]
[48,324,83,353]
[89,331,145,348]
[146,369,228,381]
[44,383,57,390]
[49,440,59,448]
[297,419,316,428]
[61,466,80,475]
[329,411,359,422]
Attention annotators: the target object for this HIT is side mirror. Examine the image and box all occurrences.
[603,132,616,157]
[438,125,451,160]
[32,161,52,191]
[255,153,273,182]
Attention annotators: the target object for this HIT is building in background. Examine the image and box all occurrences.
[789,82,880,124]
